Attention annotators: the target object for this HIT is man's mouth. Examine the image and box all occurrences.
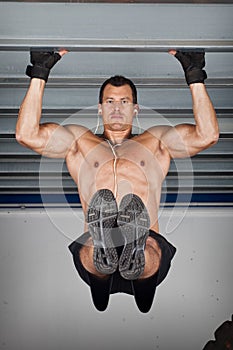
[110,114,123,119]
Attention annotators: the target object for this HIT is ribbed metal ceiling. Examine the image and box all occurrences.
[0,2,232,207]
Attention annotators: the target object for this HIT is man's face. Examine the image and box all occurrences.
[98,84,138,131]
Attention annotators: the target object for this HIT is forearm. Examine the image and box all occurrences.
[190,83,219,145]
[16,78,45,143]
[161,51,220,159]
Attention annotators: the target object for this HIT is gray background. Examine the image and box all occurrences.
[0,2,233,199]
[0,207,232,350]
[0,2,233,350]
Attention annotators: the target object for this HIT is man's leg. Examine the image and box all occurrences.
[84,191,161,280]
[117,193,151,280]
[71,222,172,313]
[79,237,110,279]
[79,189,119,311]
[78,231,162,313]
[79,235,161,280]
[132,230,177,313]
[75,235,114,312]
[70,191,175,312]
[139,236,161,279]
[86,189,119,275]
[117,193,177,313]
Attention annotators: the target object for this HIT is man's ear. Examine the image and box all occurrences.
[98,104,102,114]
[134,104,139,116]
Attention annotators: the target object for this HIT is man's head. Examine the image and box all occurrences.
[98,75,139,133]
[99,75,138,104]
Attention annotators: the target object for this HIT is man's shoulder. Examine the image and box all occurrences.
[146,125,172,139]
[64,124,90,138]
[137,127,173,159]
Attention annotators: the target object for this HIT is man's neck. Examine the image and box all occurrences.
[102,129,133,145]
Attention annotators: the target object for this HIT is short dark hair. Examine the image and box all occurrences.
[98,75,138,104]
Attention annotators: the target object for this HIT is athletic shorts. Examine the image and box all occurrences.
[68,230,176,312]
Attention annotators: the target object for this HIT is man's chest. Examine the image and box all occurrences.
[69,139,168,182]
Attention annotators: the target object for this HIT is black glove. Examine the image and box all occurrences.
[174,50,207,85]
[26,50,61,82]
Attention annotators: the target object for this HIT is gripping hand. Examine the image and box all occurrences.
[26,50,61,82]
[174,50,207,85]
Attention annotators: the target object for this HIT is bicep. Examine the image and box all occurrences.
[148,124,206,159]
[34,123,76,158]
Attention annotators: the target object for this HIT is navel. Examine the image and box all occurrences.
[94,161,99,168]
[140,160,145,167]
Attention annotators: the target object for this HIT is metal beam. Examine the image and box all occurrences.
[1,39,233,53]
[3,0,233,3]
[1,77,233,89]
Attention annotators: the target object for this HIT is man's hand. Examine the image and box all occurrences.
[169,50,207,85]
[26,49,68,82]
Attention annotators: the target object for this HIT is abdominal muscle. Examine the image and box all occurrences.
[67,139,168,233]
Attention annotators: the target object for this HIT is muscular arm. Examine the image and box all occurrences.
[148,51,219,159]
[155,83,219,158]
[16,78,76,158]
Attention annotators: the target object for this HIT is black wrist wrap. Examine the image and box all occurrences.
[25,51,61,83]
[26,65,50,82]
[175,50,207,86]
[185,67,207,85]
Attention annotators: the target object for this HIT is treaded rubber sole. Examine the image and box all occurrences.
[86,189,119,275]
[117,194,150,280]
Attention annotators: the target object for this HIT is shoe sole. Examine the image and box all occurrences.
[117,194,150,280]
[86,189,118,275]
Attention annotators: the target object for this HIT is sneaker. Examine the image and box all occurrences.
[86,189,119,275]
[117,194,150,280]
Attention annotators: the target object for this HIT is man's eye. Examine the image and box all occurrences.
[122,100,128,104]
[106,100,113,104]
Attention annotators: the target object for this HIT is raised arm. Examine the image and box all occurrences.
[149,50,219,159]
[16,50,77,158]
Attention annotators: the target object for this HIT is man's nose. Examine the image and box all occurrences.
[114,101,121,110]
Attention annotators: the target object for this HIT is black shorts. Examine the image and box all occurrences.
[69,230,176,311]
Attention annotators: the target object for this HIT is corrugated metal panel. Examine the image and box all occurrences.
[0,2,232,206]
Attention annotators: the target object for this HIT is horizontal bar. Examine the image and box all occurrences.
[0,187,232,194]
[1,138,232,155]
[3,0,233,4]
[1,89,233,110]
[1,153,232,161]
[1,39,233,53]
[1,118,233,136]
[0,161,232,173]
[0,193,232,208]
[1,108,233,116]
[1,171,232,178]
[1,77,233,89]
[0,177,232,187]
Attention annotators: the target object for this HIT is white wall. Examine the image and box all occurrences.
[0,207,232,350]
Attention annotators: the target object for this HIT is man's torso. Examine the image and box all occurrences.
[65,127,171,232]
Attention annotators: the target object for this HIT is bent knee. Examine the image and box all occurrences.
[146,236,162,256]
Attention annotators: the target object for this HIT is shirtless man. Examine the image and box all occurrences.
[16,50,219,313]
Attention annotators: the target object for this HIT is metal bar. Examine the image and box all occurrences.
[0,160,232,173]
[0,194,232,209]
[3,0,233,3]
[0,39,233,52]
[0,187,232,193]
[1,77,233,89]
[1,138,232,155]
[1,108,233,116]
